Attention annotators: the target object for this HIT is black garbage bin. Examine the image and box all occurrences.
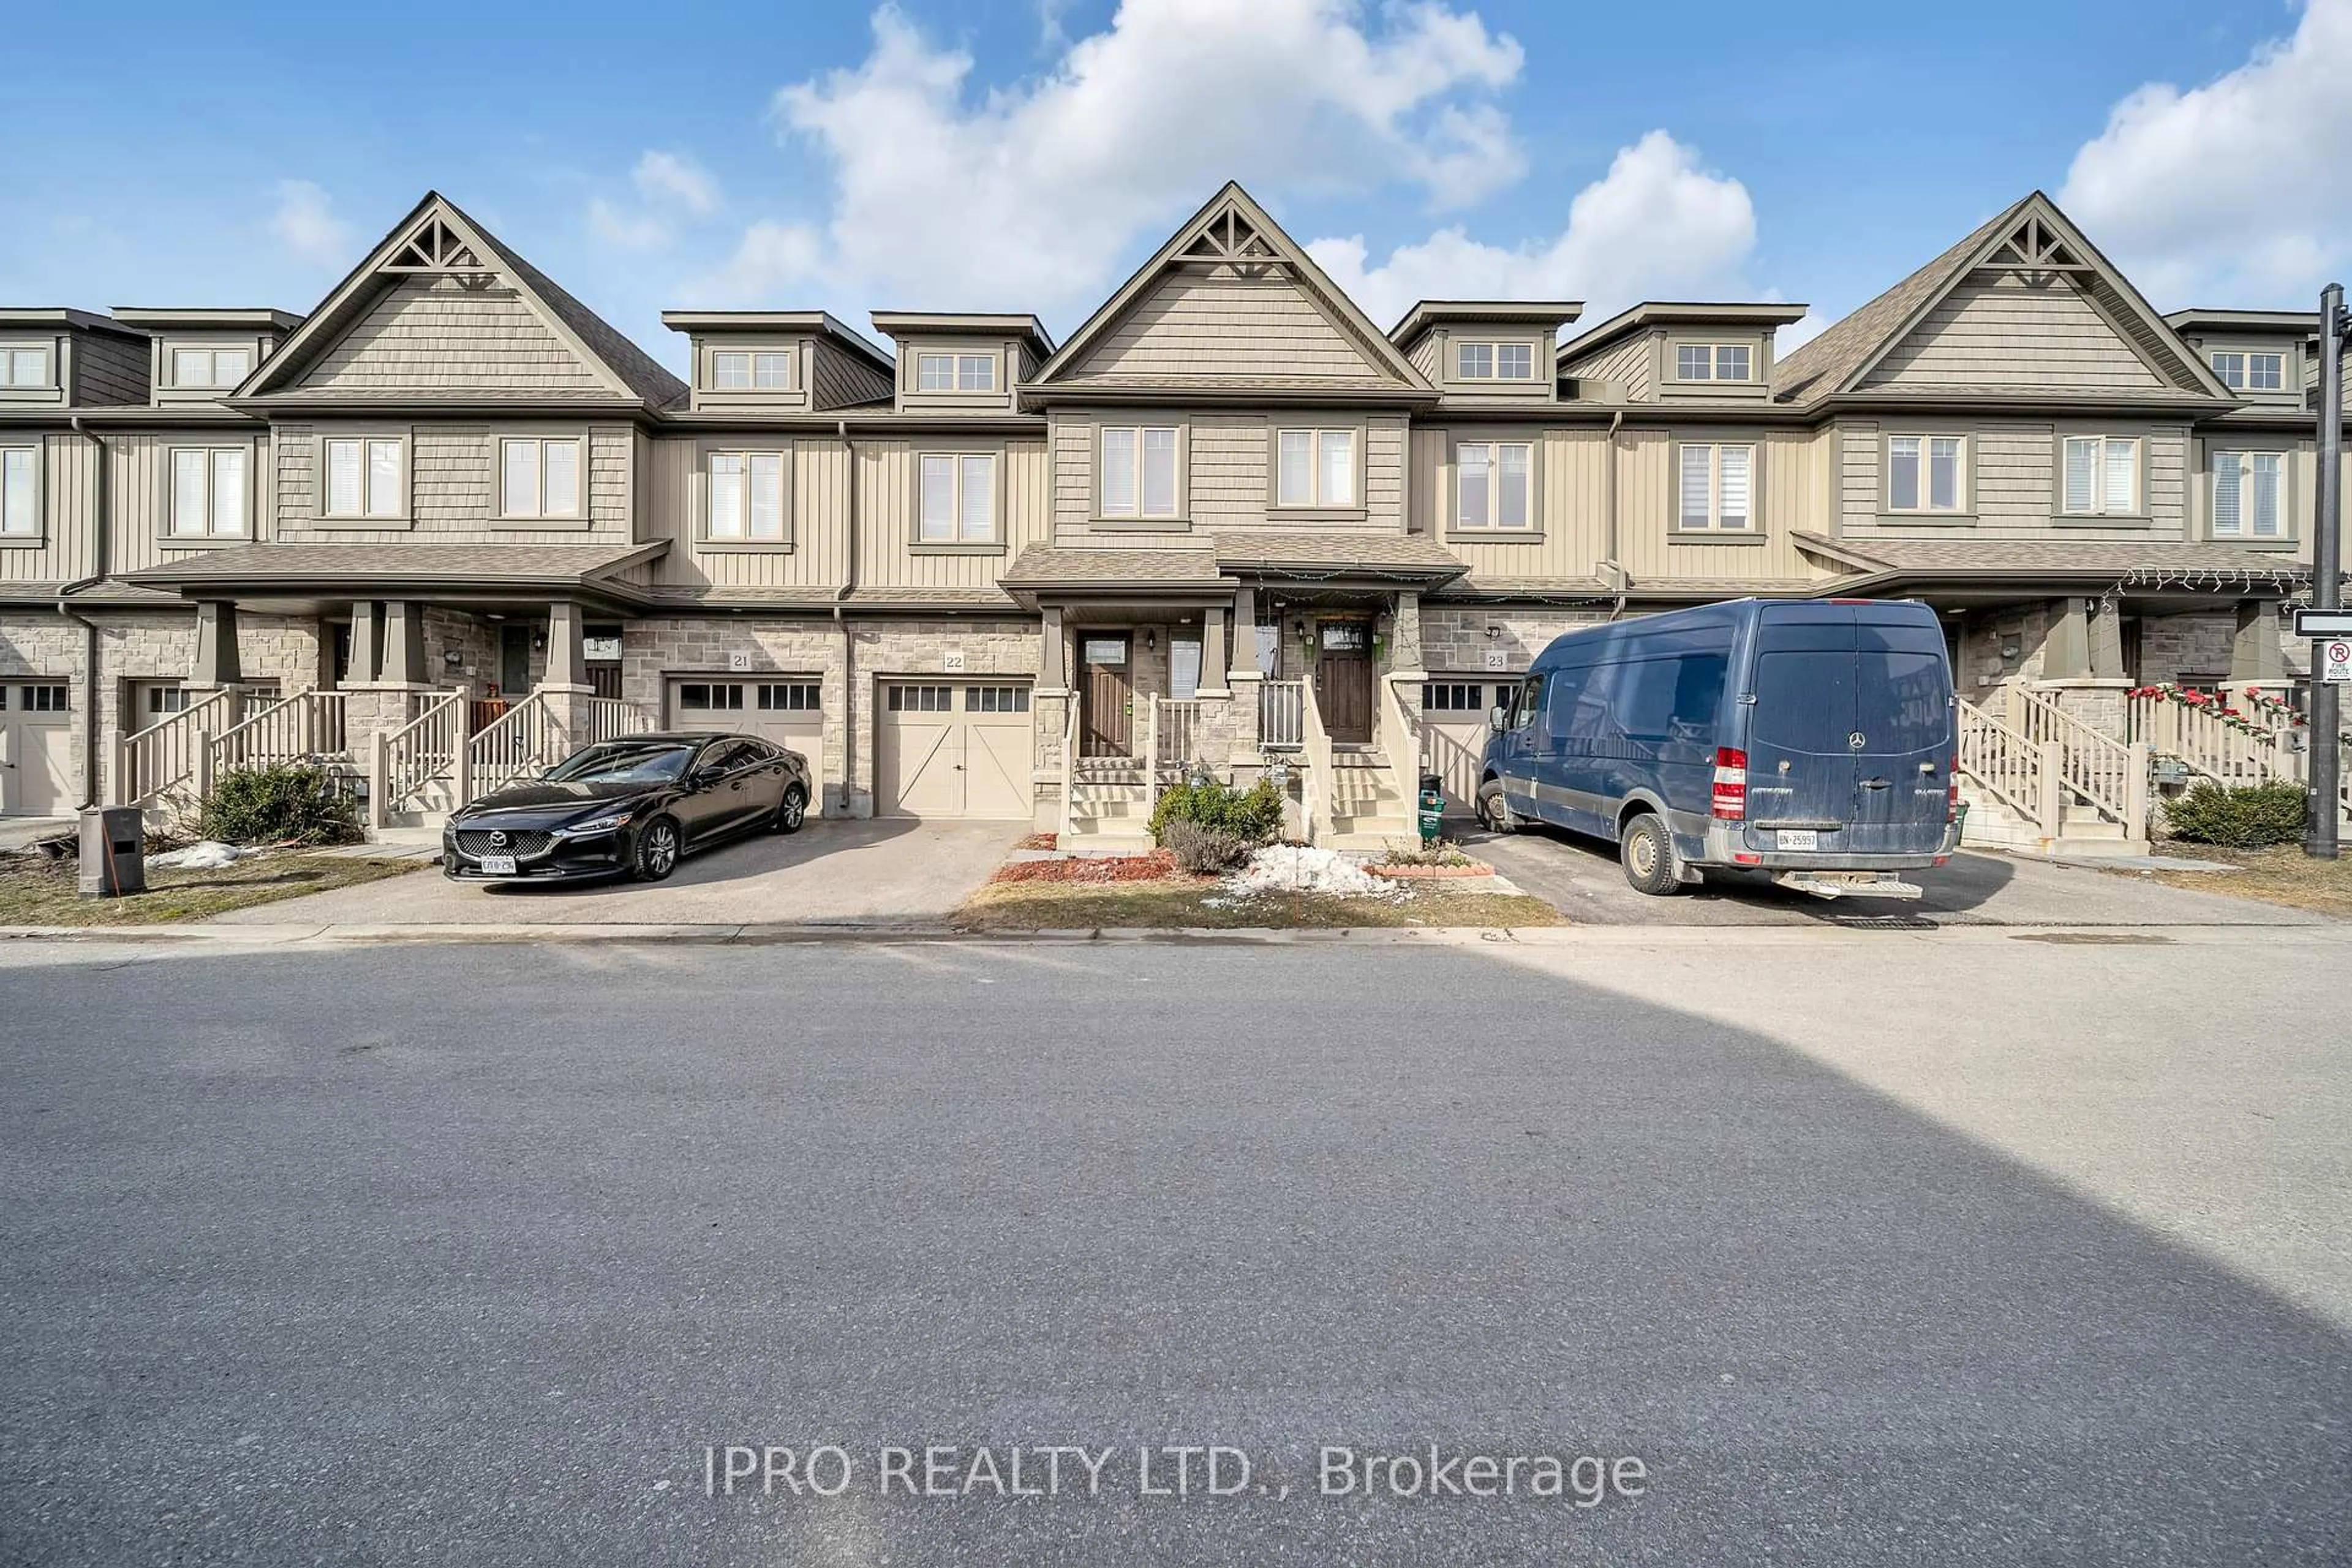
[78,807,146,897]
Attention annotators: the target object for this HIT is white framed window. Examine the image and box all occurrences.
[2062,435,2139,516]
[2212,451,2284,539]
[1887,434,1967,513]
[2211,350,2285,393]
[705,451,787,541]
[169,345,252,389]
[322,436,405,519]
[1099,426,1180,519]
[4,348,49,388]
[1453,342,1536,381]
[711,350,793,391]
[1675,344,1752,382]
[917,353,996,393]
[168,447,249,537]
[499,437,582,519]
[1,447,36,535]
[918,452,998,542]
[1275,428,1357,508]
[1678,442,1754,530]
[1455,440,1532,530]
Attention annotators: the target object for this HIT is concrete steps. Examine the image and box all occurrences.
[1957,782,2147,858]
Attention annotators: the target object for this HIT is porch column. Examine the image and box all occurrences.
[1226,584,1261,766]
[348,601,381,686]
[2043,597,2092,679]
[187,601,243,689]
[1228,585,1257,685]
[1197,602,1230,697]
[1038,606,1068,695]
[2228,598,2288,685]
[2087,598,2125,680]
[1389,590,1426,675]
[380,600,429,687]
[543,601,587,689]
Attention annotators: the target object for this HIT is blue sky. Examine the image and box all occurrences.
[3,1,2343,372]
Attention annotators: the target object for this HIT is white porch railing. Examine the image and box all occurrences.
[372,691,466,823]
[1153,698,1205,766]
[1057,694,1080,842]
[1258,680,1305,749]
[464,690,562,801]
[114,688,237,805]
[1300,677,1333,843]
[1378,674,1420,827]
[206,690,351,781]
[1956,698,2051,834]
[2127,692,2297,788]
[2004,686,2147,828]
[582,696,655,746]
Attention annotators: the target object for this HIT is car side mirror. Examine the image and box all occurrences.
[690,766,723,788]
[1488,704,1511,731]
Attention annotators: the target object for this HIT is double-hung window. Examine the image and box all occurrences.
[1678,442,1754,530]
[1455,342,1534,381]
[706,451,787,541]
[168,447,248,537]
[2212,451,2284,539]
[1455,440,1532,530]
[0,446,36,535]
[1887,435,1967,513]
[323,436,404,519]
[170,346,252,389]
[1275,429,1357,508]
[712,351,793,391]
[4,348,48,388]
[500,437,582,519]
[2062,436,2139,516]
[1099,426,1180,520]
[2211,351,2284,393]
[916,353,996,393]
[918,452,997,543]
[1676,344,1752,382]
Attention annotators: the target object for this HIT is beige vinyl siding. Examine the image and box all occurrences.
[1859,271,2165,392]
[273,423,632,541]
[69,333,151,407]
[1618,428,1813,579]
[1841,419,2191,540]
[0,434,99,582]
[1560,334,1654,399]
[859,440,1049,592]
[1406,335,1441,382]
[1050,412,1403,537]
[810,341,894,411]
[295,276,610,398]
[644,437,847,592]
[1066,269,1383,384]
[105,432,273,575]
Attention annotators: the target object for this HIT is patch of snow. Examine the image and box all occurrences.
[147,840,244,870]
[1223,845,1404,900]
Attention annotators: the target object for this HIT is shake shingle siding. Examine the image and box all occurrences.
[69,332,151,406]
[1561,334,1654,399]
[1859,272,2165,393]
[296,276,610,397]
[1068,270,1384,385]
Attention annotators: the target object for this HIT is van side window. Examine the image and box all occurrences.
[1869,649,1949,753]
[1512,673,1547,729]
[1612,654,1727,744]
[1544,665,1597,740]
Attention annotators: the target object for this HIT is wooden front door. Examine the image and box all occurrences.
[1316,622,1374,744]
[1079,635,1133,756]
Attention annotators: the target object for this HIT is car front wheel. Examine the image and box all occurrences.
[774,785,808,834]
[631,817,682,882]
[1477,782,1518,834]
[1619,812,1683,897]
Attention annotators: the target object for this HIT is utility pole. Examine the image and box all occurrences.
[2309,281,2346,859]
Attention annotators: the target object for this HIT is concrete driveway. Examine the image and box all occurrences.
[1466,822,2324,927]
[208,818,1021,927]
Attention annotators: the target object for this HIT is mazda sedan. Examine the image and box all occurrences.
[443,732,812,884]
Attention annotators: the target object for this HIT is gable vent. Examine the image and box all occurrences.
[380,216,489,275]
[1982,214,2087,274]
[1178,207,1276,263]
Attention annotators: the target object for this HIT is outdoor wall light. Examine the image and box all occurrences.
[2000,639,2022,659]
[1144,629,1156,651]
[532,631,548,652]
[442,649,463,668]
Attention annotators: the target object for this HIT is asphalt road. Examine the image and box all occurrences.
[2,932,2347,1566]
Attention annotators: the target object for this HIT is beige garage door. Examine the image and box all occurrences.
[1420,679,1499,817]
[1,681,74,816]
[877,682,1031,820]
[666,677,826,813]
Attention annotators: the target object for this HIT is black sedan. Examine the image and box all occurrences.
[443,732,812,885]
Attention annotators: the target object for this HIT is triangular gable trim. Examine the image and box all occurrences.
[244,194,636,401]
[1033,182,1431,389]
[1842,192,2227,399]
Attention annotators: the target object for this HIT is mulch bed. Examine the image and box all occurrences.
[1012,832,1058,851]
[989,850,1184,885]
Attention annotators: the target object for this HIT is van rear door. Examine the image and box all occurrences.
[1844,615,1953,855]
[1740,609,1858,853]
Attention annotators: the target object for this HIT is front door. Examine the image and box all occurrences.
[1315,622,1374,744]
[1079,635,1133,757]
[499,625,533,701]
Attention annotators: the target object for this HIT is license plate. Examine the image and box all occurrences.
[478,854,518,875]
[1775,829,1819,851]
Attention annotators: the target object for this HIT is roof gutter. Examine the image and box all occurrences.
[59,416,110,809]
[833,418,858,815]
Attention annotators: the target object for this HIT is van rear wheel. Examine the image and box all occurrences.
[1619,812,1684,897]
[1477,782,1519,834]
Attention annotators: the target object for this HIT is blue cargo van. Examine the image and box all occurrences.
[1475,598,1958,897]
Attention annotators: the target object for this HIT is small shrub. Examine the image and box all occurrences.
[199,763,364,847]
[2160,780,2305,848]
[1148,776,1285,846]
[1162,819,1259,874]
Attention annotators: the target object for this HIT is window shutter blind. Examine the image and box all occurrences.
[1458,443,1490,526]
[366,440,401,517]
[748,453,783,539]
[2102,440,2136,513]
[327,441,361,516]
[918,454,956,539]
[1277,431,1312,506]
[2063,439,2096,513]
[544,441,580,515]
[959,454,993,538]
[709,453,744,537]
[2251,453,2281,537]
[2212,452,2242,533]
[1888,437,1920,510]
[1929,438,1962,510]
[1498,444,1530,527]
[1718,445,1751,527]
[1142,429,1177,516]
[1319,430,1354,507]
[502,440,538,516]
[1101,429,1136,514]
[1679,445,1713,527]
[173,450,208,534]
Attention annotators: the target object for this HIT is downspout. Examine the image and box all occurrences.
[1600,410,1629,621]
[58,415,109,809]
[832,418,859,815]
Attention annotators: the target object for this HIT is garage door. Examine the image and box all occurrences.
[1,681,74,817]
[877,682,1031,820]
[667,677,826,813]
[1420,679,1498,817]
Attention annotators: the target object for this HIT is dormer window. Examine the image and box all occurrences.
[5,348,49,388]
[1675,344,1752,382]
[712,351,793,391]
[917,353,996,393]
[169,346,251,389]
[2211,351,2283,393]
[1455,342,1534,380]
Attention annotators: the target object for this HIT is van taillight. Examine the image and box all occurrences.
[1711,746,1747,820]
[1947,756,1959,824]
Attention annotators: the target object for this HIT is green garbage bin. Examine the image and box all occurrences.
[1417,771,1446,846]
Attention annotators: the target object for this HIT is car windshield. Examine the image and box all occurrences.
[543,742,696,785]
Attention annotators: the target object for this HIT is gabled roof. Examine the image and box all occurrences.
[1773,191,2227,405]
[660,310,897,377]
[870,312,1055,363]
[0,307,146,340]
[1389,300,1582,353]
[111,308,304,332]
[1556,301,1809,366]
[1030,182,1432,393]
[240,192,687,409]
[2163,308,2321,337]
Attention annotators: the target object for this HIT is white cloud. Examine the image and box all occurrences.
[1773,308,1829,357]
[2060,0,2352,306]
[587,197,674,251]
[699,219,827,303]
[632,151,721,216]
[270,180,350,265]
[1306,130,1758,330]
[730,0,1526,314]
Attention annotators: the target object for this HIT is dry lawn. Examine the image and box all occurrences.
[0,852,420,928]
[2150,845,2352,919]
[956,875,1565,932]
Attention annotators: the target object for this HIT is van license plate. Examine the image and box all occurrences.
[478,854,518,875]
[1775,829,1818,851]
